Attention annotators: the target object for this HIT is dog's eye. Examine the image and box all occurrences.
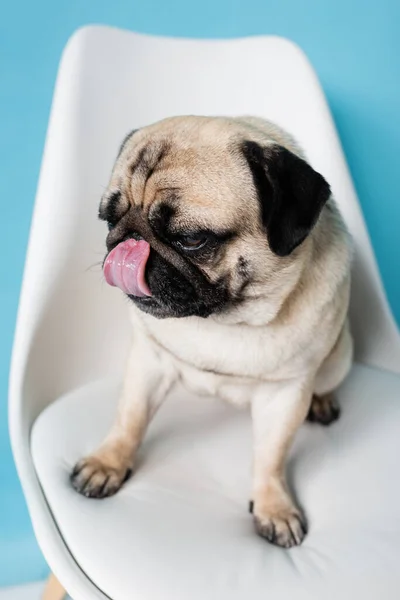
[176,234,208,251]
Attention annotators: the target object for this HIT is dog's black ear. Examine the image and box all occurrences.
[242,141,331,256]
[117,129,140,158]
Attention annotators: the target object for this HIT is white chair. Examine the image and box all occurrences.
[9,26,400,600]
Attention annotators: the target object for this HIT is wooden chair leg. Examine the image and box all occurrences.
[42,573,67,600]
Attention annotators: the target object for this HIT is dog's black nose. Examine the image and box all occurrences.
[127,231,144,242]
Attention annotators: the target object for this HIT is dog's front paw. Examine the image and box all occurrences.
[70,455,132,499]
[252,494,307,548]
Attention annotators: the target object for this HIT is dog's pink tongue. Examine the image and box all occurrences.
[103,239,152,297]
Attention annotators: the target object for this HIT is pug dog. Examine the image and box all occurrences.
[71,116,353,548]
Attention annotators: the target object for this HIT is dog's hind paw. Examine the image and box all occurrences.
[307,393,340,426]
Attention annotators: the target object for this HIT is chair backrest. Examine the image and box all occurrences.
[10,26,400,436]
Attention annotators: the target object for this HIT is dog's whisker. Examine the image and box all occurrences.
[85,261,104,273]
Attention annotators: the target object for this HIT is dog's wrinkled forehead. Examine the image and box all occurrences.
[100,117,259,232]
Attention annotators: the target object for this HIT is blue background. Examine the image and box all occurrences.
[1,0,399,588]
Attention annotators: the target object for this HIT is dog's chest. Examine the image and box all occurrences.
[137,311,320,387]
[175,358,261,406]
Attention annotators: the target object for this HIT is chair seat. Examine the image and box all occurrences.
[32,363,400,600]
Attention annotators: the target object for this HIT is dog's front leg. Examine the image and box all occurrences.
[251,376,314,547]
[71,335,176,498]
